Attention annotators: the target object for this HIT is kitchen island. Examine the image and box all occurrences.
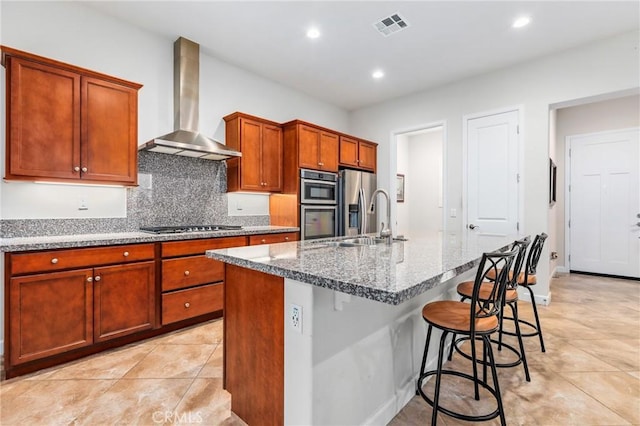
[207,231,518,425]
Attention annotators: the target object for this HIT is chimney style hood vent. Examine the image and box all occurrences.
[139,37,241,160]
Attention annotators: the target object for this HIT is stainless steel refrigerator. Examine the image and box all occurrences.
[338,169,377,236]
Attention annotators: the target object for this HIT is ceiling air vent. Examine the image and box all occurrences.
[373,12,410,37]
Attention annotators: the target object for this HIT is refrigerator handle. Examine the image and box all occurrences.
[359,187,367,235]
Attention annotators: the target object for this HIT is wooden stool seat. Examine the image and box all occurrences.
[486,269,537,285]
[422,301,498,334]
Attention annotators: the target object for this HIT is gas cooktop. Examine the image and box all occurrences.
[139,225,243,234]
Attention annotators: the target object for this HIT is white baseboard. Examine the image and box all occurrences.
[554,266,570,275]
[0,339,3,356]
[518,289,551,306]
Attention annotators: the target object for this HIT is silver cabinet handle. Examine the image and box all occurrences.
[86,276,93,283]
[123,251,129,257]
[74,166,80,172]
[184,270,190,276]
[284,236,290,241]
[468,224,477,230]
[261,239,266,244]
[51,258,59,264]
[81,167,88,173]
[184,302,190,308]
[94,276,101,282]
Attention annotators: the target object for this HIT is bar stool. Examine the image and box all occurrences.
[505,233,548,352]
[417,248,518,426]
[453,237,532,381]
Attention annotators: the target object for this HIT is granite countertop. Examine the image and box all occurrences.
[0,226,299,252]
[206,231,519,305]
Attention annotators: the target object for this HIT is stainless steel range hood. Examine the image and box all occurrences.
[139,37,241,160]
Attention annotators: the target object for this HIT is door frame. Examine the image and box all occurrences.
[462,105,524,234]
[564,127,640,272]
[390,120,448,232]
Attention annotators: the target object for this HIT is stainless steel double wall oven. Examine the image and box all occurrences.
[299,169,338,240]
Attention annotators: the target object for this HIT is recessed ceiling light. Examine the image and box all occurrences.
[306,27,320,39]
[372,70,385,79]
[512,16,531,28]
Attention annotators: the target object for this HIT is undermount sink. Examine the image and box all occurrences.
[325,236,396,247]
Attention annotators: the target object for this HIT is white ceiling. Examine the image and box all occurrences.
[82,1,639,111]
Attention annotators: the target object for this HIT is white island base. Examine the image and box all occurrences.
[284,272,474,425]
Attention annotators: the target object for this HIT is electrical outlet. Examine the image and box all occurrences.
[450,208,457,218]
[78,198,89,211]
[290,304,302,334]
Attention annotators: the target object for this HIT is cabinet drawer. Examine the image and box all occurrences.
[162,283,223,325]
[162,256,224,291]
[161,236,246,258]
[10,244,155,275]
[249,232,298,245]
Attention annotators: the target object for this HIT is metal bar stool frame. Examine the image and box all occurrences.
[502,233,548,352]
[416,248,518,426]
[451,237,532,382]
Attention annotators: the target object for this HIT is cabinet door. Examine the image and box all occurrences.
[298,125,320,170]
[239,118,263,191]
[93,261,155,343]
[6,57,81,180]
[9,269,93,366]
[339,136,359,167]
[358,141,377,171]
[319,131,339,172]
[81,77,138,184]
[261,123,283,191]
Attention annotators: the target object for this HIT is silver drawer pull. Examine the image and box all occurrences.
[81,167,88,173]
[73,166,80,172]
[51,258,59,264]
[261,239,266,244]
[184,302,190,308]
[86,276,93,283]
[284,237,290,241]
[94,276,101,282]
[184,270,190,276]
[123,251,129,257]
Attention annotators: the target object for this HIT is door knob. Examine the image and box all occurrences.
[468,224,477,230]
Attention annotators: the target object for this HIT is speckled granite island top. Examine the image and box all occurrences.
[0,226,299,252]
[207,231,519,305]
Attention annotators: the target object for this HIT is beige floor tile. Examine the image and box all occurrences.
[567,338,640,372]
[173,378,231,425]
[561,371,640,424]
[540,315,612,340]
[124,343,216,379]
[198,343,224,378]
[160,319,224,345]
[1,379,116,425]
[43,344,155,380]
[628,371,640,380]
[75,378,193,426]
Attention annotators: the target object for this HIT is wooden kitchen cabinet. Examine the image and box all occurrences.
[339,136,377,172]
[6,243,156,367]
[160,236,247,325]
[248,232,298,245]
[1,46,141,186]
[9,269,94,366]
[224,112,283,192]
[297,124,339,172]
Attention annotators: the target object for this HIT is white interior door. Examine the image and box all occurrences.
[465,110,520,236]
[569,128,640,278]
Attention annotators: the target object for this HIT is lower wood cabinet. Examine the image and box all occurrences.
[7,249,155,366]
[4,232,295,377]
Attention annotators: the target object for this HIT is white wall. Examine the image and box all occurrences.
[349,30,640,302]
[553,94,640,269]
[395,135,410,236]
[0,1,349,220]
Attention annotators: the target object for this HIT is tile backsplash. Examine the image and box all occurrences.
[0,152,268,238]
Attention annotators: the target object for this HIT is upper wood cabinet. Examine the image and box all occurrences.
[1,46,142,186]
[339,136,377,172]
[224,112,283,192]
[296,124,339,172]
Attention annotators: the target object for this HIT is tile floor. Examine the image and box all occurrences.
[0,273,638,425]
